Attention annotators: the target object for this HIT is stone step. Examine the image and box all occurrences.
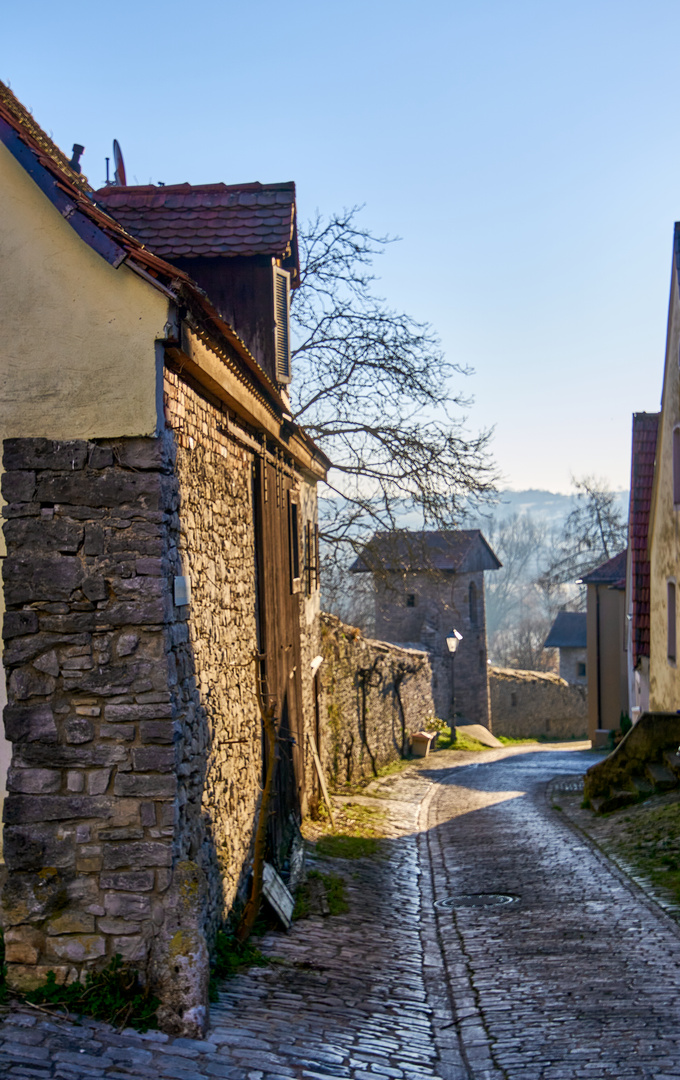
[645,762,678,791]
[593,789,638,814]
[630,775,655,799]
[664,750,680,777]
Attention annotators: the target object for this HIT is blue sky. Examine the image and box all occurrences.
[4,0,679,492]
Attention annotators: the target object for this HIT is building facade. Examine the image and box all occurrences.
[0,82,328,1033]
[352,530,501,726]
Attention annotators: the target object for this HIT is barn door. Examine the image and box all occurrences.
[253,451,305,871]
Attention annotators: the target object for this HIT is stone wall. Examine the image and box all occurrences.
[163,368,261,941]
[320,614,434,784]
[0,435,197,1019]
[489,666,588,740]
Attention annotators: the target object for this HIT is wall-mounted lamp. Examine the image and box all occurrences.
[446,629,463,654]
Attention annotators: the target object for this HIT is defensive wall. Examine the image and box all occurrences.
[489,666,588,740]
[319,614,435,785]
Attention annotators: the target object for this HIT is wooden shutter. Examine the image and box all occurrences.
[274,267,291,384]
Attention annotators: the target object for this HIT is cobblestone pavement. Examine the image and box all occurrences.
[4,745,680,1079]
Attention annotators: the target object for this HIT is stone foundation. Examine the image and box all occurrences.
[489,666,587,740]
[320,614,434,784]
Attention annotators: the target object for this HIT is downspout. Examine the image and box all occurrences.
[596,585,603,729]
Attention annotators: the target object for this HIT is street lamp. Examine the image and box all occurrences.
[446,629,463,727]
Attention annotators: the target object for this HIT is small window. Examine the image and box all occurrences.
[577,662,586,678]
[510,692,517,707]
[669,580,677,662]
[479,649,485,672]
[288,492,301,594]
[406,593,416,608]
[469,581,478,625]
[273,267,291,384]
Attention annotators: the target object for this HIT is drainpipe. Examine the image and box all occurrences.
[596,585,603,729]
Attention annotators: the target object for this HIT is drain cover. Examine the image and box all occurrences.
[435,893,518,909]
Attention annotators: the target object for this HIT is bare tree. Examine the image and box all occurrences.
[540,475,628,590]
[289,208,497,584]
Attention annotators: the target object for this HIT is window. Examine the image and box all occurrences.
[510,692,517,707]
[469,581,478,625]
[406,593,416,608]
[577,662,586,678]
[669,580,677,663]
[273,267,291,384]
[288,492,301,593]
[674,426,680,505]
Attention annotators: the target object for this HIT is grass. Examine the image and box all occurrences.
[316,833,381,860]
[208,930,269,1001]
[24,954,159,1031]
[450,731,492,752]
[497,736,539,746]
[293,870,348,919]
[606,799,680,906]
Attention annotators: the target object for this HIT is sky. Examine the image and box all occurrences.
[3,0,679,494]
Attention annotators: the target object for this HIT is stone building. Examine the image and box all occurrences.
[351,530,501,726]
[543,611,587,685]
[0,82,329,1032]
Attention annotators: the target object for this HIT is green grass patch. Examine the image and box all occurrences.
[316,833,381,860]
[208,930,269,1001]
[497,736,539,745]
[451,732,491,752]
[293,871,348,919]
[24,955,159,1031]
[598,797,680,908]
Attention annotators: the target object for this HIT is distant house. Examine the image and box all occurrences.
[625,412,659,720]
[351,530,501,726]
[543,611,587,684]
[581,550,628,739]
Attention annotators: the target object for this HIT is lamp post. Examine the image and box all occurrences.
[446,629,463,729]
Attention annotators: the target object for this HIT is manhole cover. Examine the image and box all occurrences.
[434,893,518,909]
[552,780,584,793]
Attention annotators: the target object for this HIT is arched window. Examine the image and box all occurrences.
[468,581,478,625]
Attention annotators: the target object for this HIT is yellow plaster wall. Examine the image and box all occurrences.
[0,141,168,444]
[649,254,680,712]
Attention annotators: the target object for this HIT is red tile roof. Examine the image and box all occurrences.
[628,412,660,665]
[580,548,627,589]
[95,182,297,263]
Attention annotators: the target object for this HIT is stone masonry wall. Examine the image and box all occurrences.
[163,367,261,939]
[320,614,434,785]
[489,666,588,740]
[0,436,193,1013]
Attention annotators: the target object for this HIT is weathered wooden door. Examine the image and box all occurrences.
[253,450,304,869]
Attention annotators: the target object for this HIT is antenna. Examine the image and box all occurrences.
[113,139,127,186]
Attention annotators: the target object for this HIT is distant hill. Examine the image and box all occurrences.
[474,488,629,528]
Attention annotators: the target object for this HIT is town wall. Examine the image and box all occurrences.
[489,666,588,740]
[320,614,434,785]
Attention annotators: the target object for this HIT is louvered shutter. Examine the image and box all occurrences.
[273,267,291,383]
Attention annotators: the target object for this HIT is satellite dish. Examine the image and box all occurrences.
[113,139,127,186]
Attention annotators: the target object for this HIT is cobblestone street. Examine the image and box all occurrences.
[3,744,680,1079]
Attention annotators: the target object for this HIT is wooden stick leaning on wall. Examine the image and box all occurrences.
[236,652,278,944]
[308,730,336,828]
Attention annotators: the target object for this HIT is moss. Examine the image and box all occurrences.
[316,834,381,859]
[293,871,348,919]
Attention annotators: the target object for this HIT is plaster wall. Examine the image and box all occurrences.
[0,142,167,445]
[650,255,680,712]
[586,584,628,738]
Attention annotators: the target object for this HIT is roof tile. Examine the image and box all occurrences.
[95,181,296,260]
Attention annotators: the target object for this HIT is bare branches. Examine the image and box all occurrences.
[290,207,497,572]
[540,475,628,587]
